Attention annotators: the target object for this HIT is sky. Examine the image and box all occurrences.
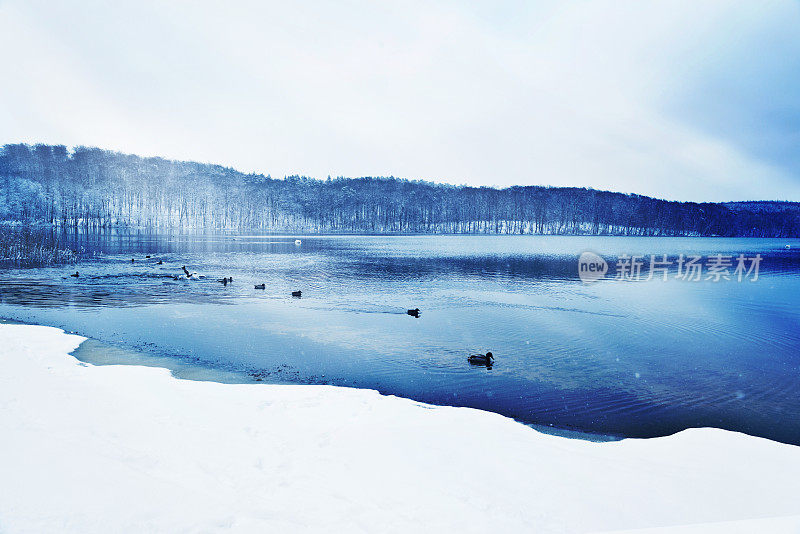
[1,0,799,202]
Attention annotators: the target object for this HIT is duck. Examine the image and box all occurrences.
[254,284,266,290]
[181,266,204,279]
[156,260,163,265]
[146,255,151,258]
[291,290,302,297]
[295,239,302,245]
[406,308,420,317]
[70,271,79,278]
[468,352,494,365]
[131,258,135,263]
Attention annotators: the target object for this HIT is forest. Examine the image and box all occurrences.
[2,143,799,237]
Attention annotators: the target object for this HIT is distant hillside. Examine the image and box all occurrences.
[724,201,800,213]
[1,143,799,237]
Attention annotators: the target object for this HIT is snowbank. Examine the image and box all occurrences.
[1,323,799,533]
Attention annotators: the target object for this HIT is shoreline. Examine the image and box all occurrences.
[70,334,623,444]
[1,316,622,444]
[2,322,800,532]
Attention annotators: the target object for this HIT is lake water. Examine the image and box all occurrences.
[1,231,799,444]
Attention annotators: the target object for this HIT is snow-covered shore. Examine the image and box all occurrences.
[1,323,799,533]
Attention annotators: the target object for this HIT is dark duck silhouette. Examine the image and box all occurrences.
[406,308,420,318]
[156,260,163,265]
[254,284,266,290]
[291,290,302,298]
[468,352,494,366]
[218,277,233,286]
[70,271,79,278]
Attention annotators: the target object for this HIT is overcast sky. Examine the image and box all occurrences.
[1,0,799,201]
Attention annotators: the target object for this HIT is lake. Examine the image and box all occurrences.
[1,231,799,444]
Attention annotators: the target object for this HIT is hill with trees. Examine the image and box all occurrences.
[2,143,799,237]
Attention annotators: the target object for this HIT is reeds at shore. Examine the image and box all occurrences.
[0,226,78,266]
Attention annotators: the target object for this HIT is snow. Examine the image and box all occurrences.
[1,323,799,533]
[603,514,800,533]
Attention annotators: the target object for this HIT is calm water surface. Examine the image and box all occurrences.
[1,232,799,443]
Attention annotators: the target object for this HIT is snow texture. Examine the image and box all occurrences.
[1,323,799,533]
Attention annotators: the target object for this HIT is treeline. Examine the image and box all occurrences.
[1,143,799,236]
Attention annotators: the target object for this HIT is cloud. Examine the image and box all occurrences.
[1,0,799,201]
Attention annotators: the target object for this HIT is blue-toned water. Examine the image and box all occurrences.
[1,231,799,443]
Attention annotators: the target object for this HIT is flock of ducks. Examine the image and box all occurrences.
[68,253,496,368]
[60,239,798,371]
[61,242,800,369]
[180,264,305,297]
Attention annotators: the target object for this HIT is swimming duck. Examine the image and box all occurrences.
[407,308,420,317]
[291,290,302,297]
[295,239,302,245]
[146,255,151,258]
[70,271,79,278]
[468,352,494,365]
[156,260,163,265]
[254,284,266,290]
